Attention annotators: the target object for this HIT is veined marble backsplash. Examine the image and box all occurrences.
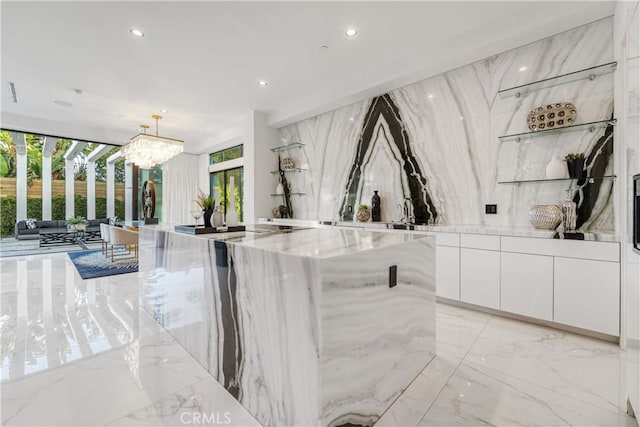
[278,18,615,232]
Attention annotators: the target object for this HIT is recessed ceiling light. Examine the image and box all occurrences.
[258,80,268,87]
[130,28,144,37]
[519,66,528,72]
[72,88,83,95]
[345,28,358,38]
[160,109,168,113]
[428,94,434,99]
[349,117,354,121]
[459,116,464,120]
[53,100,72,107]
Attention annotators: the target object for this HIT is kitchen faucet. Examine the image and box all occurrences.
[401,198,414,224]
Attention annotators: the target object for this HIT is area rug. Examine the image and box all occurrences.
[68,249,138,279]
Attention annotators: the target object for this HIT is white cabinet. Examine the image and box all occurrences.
[460,248,500,309]
[554,257,620,335]
[500,252,553,321]
[436,246,460,300]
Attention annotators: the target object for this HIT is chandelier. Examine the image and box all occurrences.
[122,114,183,169]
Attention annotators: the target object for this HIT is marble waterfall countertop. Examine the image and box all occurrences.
[257,218,619,242]
[138,225,436,427]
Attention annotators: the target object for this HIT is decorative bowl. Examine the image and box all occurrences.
[528,205,563,230]
[281,157,295,170]
[356,208,370,222]
[527,102,576,131]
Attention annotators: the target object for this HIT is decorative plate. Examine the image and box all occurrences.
[527,102,576,131]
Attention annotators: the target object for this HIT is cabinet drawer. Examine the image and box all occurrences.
[436,246,460,300]
[554,257,620,336]
[460,248,500,309]
[428,232,459,247]
[500,252,553,321]
[460,234,500,251]
[501,237,619,262]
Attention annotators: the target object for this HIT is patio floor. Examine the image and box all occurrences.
[0,237,102,258]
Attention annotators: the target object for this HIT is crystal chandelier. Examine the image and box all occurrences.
[122,114,183,169]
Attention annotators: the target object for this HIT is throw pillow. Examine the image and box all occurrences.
[25,218,37,229]
[108,216,117,226]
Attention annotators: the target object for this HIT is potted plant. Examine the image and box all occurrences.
[195,191,216,228]
[564,153,586,179]
[356,204,370,222]
[66,216,88,231]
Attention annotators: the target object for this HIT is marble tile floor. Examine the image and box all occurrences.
[0,252,636,427]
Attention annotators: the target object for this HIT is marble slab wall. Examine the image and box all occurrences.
[279,18,615,231]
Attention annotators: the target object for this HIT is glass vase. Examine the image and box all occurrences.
[562,190,577,232]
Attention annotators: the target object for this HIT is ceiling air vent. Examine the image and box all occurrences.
[8,82,18,103]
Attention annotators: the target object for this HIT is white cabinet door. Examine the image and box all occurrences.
[460,248,500,309]
[436,246,460,300]
[554,257,620,336]
[500,252,553,321]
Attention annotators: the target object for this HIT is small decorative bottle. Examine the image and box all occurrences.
[371,190,381,222]
[562,189,577,232]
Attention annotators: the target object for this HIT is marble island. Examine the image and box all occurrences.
[139,225,436,427]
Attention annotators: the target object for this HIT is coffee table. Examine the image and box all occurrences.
[39,229,78,247]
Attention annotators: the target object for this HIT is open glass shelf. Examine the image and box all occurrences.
[499,119,616,142]
[498,62,617,98]
[270,142,305,152]
[270,192,306,196]
[498,175,616,185]
[270,168,307,174]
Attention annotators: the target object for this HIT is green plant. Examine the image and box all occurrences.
[358,204,369,210]
[564,152,586,161]
[66,215,87,226]
[195,191,215,210]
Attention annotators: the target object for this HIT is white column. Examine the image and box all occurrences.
[63,141,87,219]
[41,137,57,220]
[243,111,278,223]
[124,161,133,222]
[85,145,113,220]
[11,132,27,220]
[65,158,74,218]
[106,151,121,218]
[86,161,96,219]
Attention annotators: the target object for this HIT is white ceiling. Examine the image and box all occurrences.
[1,1,615,153]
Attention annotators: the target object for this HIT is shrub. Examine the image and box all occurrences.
[0,195,127,236]
[0,197,17,236]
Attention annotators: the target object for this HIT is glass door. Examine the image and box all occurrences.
[210,167,243,222]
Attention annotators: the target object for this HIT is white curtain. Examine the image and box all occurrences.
[162,153,200,225]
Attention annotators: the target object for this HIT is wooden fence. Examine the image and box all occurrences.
[0,177,125,200]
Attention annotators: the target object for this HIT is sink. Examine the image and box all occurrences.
[387,222,416,230]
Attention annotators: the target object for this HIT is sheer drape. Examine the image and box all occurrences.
[161,153,200,225]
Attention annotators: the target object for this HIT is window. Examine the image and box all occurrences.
[209,145,243,165]
[210,167,243,222]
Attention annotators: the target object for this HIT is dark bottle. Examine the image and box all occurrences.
[372,190,381,222]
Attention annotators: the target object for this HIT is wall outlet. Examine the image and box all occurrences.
[348,205,353,213]
[485,204,497,214]
[389,265,397,288]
